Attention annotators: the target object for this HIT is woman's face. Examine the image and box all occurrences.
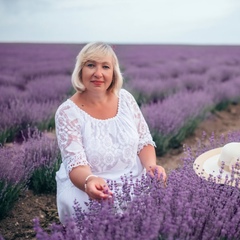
[81,55,114,93]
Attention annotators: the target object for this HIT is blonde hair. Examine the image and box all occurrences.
[71,42,123,95]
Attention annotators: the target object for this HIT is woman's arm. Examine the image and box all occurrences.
[69,165,113,200]
[55,105,112,200]
[138,145,167,181]
[122,90,167,181]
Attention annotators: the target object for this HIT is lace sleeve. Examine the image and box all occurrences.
[55,103,89,173]
[122,90,156,153]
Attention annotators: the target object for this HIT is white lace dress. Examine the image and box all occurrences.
[55,89,155,224]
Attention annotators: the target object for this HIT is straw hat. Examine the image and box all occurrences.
[193,142,240,186]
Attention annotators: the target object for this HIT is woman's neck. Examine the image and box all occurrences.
[79,90,112,107]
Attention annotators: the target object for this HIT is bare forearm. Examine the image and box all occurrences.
[138,145,157,170]
[69,165,93,191]
[139,145,167,181]
[69,165,113,200]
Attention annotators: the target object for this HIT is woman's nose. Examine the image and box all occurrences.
[94,66,102,77]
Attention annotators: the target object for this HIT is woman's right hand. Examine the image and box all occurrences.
[85,176,113,200]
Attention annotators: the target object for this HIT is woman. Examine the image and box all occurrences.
[55,42,166,224]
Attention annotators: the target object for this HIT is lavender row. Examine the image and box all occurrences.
[0,43,79,86]
[0,75,71,132]
[0,43,77,143]
[32,131,240,240]
[141,78,240,155]
[115,45,240,105]
[127,72,240,106]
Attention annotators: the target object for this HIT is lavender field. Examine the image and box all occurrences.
[0,43,240,239]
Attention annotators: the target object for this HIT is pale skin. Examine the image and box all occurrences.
[69,55,167,201]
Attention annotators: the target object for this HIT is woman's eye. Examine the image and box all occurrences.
[103,65,110,69]
[87,63,94,68]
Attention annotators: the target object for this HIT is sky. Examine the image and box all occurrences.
[0,0,240,45]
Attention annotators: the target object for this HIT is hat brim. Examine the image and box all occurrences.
[193,147,238,186]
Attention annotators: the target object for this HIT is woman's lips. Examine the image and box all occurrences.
[92,81,104,85]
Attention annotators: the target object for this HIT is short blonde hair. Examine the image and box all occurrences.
[71,42,123,95]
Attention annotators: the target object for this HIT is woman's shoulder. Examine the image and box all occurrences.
[56,99,70,112]
[120,88,135,99]
[55,99,80,119]
[120,88,137,105]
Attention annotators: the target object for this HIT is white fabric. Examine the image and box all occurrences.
[55,89,156,224]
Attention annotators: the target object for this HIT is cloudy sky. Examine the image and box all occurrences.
[0,0,240,45]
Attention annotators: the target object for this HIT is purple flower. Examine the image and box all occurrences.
[33,131,240,239]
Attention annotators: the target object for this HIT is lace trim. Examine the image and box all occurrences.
[65,154,90,173]
[137,140,156,154]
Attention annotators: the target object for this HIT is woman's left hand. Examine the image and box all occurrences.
[146,165,167,182]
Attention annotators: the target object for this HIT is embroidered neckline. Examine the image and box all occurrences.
[67,90,122,121]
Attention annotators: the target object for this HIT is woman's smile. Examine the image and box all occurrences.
[91,80,104,86]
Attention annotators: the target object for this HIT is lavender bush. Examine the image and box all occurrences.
[23,130,61,194]
[141,91,214,155]
[33,131,240,240]
[0,181,23,220]
[116,45,240,104]
[0,129,60,219]
[0,145,27,219]
[0,83,72,144]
